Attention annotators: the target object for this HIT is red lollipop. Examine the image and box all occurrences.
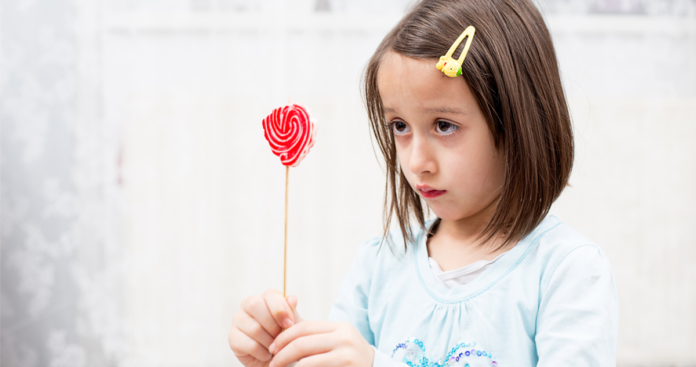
[262,103,317,298]
[262,103,316,167]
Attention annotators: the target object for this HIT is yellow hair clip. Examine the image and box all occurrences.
[436,26,476,77]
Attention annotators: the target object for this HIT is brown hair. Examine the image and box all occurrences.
[364,0,574,251]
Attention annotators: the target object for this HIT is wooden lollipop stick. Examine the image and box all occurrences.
[284,165,289,298]
[262,103,315,300]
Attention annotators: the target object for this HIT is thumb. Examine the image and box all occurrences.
[286,295,304,323]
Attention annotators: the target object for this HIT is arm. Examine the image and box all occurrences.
[535,245,619,366]
[327,237,380,344]
[328,237,409,367]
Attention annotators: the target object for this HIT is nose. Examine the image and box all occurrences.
[408,134,437,176]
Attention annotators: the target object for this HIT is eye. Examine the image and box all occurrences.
[435,120,459,136]
[391,120,411,135]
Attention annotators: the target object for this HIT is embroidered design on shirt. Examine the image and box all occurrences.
[392,337,498,367]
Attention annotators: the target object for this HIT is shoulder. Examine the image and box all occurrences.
[351,235,383,273]
[528,215,614,292]
[354,219,434,267]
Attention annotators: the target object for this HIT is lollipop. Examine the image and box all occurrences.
[262,103,316,297]
[263,103,316,167]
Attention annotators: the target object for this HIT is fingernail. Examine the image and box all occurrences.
[269,362,275,367]
[269,342,275,354]
[282,318,293,328]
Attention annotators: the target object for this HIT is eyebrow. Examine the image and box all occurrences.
[383,107,467,115]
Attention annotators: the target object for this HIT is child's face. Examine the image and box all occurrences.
[377,51,505,223]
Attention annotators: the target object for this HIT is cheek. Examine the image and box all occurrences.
[395,146,414,182]
[394,140,409,170]
[447,143,504,191]
[479,150,506,192]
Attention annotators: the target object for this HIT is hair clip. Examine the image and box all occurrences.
[436,26,476,77]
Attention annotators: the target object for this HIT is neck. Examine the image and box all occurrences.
[434,196,505,252]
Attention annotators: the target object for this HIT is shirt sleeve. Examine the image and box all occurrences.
[327,237,380,345]
[372,346,411,367]
[327,237,410,367]
[535,244,619,367]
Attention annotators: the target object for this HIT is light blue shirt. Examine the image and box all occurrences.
[328,215,619,367]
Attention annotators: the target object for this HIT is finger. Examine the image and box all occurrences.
[271,321,337,354]
[271,333,335,367]
[286,295,304,323]
[242,294,282,337]
[295,352,343,367]
[236,310,275,349]
[228,326,273,362]
[262,289,295,329]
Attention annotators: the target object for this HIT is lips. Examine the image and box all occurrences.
[416,184,446,198]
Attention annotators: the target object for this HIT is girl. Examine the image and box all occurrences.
[228,0,619,366]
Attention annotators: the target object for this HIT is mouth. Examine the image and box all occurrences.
[416,184,446,198]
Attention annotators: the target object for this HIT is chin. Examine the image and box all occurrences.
[428,206,466,221]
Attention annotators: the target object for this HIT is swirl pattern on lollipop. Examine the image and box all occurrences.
[262,103,317,167]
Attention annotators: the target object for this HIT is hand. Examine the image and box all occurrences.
[268,321,375,367]
[229,289,303,367]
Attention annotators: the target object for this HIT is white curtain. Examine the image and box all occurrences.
[1,0,123,366]
[1,0,695,366]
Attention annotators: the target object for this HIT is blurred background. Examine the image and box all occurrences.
[1,0,695,366]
